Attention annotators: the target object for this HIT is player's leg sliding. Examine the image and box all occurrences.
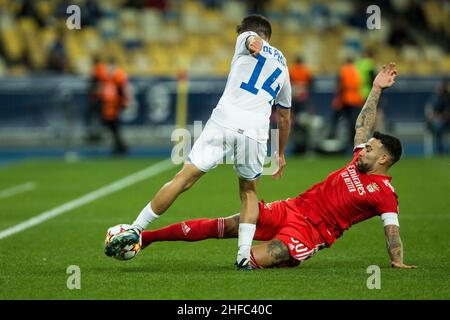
[141,218,226,248]
[138,214,297,270]
[104,163,204,257]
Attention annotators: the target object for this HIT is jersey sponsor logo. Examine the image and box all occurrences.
[341,165,366,195]
[366,182,380,193]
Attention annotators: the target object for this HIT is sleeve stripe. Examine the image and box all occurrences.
[381,212,399,227]
[274,103,290,109]
[353,143,366,152]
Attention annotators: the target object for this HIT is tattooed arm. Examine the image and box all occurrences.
[354,62,397,146]
[384,224,417,269]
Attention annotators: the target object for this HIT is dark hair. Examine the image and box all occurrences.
[236,14,272,40]
[373,131,402,167]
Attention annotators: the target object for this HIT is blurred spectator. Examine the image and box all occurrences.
[47,30,68,73]
[100,58,131,155]
[388,17,416,48]
[289,56,313,113]
[328,57,363,146]
[85,57,107,143]
[425,78,450,154]
[289,56,314,153]
[355,49,376,100]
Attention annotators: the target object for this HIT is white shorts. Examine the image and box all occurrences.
[187,120,267,180]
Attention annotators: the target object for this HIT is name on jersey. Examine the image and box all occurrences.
[341,165,366,195]
[262,45,286,67]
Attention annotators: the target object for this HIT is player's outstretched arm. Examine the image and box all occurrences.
[354,62,397,146]
[384,224,417,269]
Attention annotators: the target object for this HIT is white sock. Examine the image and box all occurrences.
[237,223,256,262]
[132,202,159,231]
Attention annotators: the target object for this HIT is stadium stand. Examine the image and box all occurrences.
[0,0,448,76]
[0,0,448,157]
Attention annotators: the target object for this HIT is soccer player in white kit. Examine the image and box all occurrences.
[105,15,292,270]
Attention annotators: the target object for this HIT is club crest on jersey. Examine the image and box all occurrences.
[366,183,380,193]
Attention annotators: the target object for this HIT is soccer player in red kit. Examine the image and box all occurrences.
[138,63,417,270]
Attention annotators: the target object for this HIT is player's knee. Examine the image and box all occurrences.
[223,215,239,237]
[239,180,257,199]
[239,179,257,191]
[173,169,200,192]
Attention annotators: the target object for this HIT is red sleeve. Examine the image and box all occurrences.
[348,145,364,166]
[375,192,399,216]
[353,143,365,154]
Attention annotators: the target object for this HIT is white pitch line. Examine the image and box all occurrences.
[0,182,36,199]
[0,159,174,240]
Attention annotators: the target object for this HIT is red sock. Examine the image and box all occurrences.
[141,218,225,248]
[250,250,262,269]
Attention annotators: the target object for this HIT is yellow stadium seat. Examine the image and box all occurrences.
[1,28,24,61]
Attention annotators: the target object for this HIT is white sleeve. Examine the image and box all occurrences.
[353,143,366,153]
[235,31,258,56]
[275,70,292,109]
[381,213,400,227]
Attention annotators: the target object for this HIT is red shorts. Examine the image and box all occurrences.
[255,200,326,264]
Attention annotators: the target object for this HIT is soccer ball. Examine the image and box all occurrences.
[105,224,141,260]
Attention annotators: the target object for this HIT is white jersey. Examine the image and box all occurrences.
[210,31,292,142]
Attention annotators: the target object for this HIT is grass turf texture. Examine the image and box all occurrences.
[0,156,449,299]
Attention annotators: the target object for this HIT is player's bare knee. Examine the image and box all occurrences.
[239,179,257,192]
[174,168,201,193]
[239,180,258,201]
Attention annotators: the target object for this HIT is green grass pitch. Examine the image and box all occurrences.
[0,156,449,299]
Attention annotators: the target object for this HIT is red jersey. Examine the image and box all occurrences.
[284,147,399,247]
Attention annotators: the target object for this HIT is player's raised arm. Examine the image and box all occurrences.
[384,224,417,269]
[354,62,397,146]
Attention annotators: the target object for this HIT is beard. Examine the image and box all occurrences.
[356,160,371,173]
